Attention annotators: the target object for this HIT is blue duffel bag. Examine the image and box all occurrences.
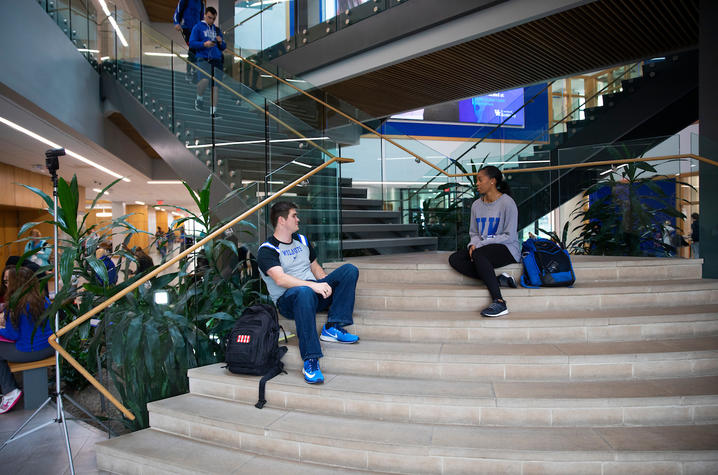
[520,237,576,288]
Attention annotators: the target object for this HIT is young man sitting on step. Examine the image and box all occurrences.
[257,201,360,385]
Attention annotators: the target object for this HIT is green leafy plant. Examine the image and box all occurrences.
[567,161,692,256]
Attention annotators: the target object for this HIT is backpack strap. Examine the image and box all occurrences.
[255,346,288,409]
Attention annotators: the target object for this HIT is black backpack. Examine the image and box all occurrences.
[225,304,288,409]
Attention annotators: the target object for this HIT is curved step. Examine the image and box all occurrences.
[354,279,718,312]
[279,337,718,381]
[96,428,375,475]
[146,393,718,474]
[188,364,718,428]
[279,305,718,344]
[325,252,703,284]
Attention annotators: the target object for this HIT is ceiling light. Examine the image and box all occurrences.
[96,212,112,217]
[92,188,109,194]
[144,52,188,58]
[100,56,110,61]
[135,201,145,205]
[147,180,183,184]
[98,0,128,47]
[77,48,100,53]
[0,116,130,182]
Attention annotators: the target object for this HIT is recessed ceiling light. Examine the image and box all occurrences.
[0,116,131,182]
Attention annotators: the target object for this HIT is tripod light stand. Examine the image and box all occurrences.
[0,148,114,474]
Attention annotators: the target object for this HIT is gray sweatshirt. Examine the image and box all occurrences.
[468,194,520,262]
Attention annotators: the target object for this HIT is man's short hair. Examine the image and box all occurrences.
[270,201,298,228]
[205,6,217,16]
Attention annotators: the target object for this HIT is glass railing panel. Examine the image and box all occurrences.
[113,16,143,102]
[264,154,342,263]
[140,27,176,132]
[555,138,697,257]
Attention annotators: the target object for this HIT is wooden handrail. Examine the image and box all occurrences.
[48,155,354,420]
[448,154,718,177]
[224,47,450,176]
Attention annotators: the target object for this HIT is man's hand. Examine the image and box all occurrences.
[203,40,216,48]
[468,245,476,260]
[216,35,223,44]
[174,24,182,32]
[311,282,332,299]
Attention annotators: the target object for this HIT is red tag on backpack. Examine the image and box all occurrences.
[236,334,251,343]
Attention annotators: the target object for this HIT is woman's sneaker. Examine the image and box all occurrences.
[302,358,324,384]
[0,388,22,414]
[320,325,359,343]
[498,272,517,288]
[481,299,509,318]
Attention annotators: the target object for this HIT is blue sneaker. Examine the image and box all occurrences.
[302,358,324,384]
[320,325,359,344]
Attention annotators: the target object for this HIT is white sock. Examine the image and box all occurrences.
[211,106,217,114]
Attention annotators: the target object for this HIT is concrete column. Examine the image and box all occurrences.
[699,0,718,277]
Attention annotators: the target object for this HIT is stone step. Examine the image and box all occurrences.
[279,337,718,381]
[188,364,718,428]
[146,393,718,474]
[279,304,718,343]
[95,428,374,475]
[354,279,718,312]
[324,252,703,284]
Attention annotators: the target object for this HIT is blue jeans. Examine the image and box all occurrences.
[276,263,358,361]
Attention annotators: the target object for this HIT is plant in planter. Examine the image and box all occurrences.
[567,161,692,256]
[13,176,144,389]
[168,175,263,365]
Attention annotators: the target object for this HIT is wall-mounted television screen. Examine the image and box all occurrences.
[458,88,525,127]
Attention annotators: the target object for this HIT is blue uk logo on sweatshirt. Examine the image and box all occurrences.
[476,217,501,237]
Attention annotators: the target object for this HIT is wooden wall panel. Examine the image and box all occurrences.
[125,204,150,251]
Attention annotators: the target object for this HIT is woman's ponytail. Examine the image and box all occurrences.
[481,165,512,197]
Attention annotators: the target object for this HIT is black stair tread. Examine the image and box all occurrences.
[341,187,367,198]
[342,223,418,232]
[341,237,438,249]
[341,197,383,208]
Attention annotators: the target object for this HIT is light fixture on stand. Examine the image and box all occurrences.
[0,149,115,474]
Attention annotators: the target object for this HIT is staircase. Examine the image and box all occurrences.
[96,254,718,474]
[510,52,699,229]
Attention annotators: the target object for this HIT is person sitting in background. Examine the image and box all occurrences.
[132,247,154,275]
[0,262,54,414]
[24,229,51,267]
[97,242,118,286]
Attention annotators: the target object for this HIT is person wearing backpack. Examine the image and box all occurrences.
[448,166,520,317]
[257,201,360,385]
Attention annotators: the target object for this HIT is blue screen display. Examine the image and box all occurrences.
[458,88,525,127]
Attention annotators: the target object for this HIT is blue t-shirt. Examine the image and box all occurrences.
[0,299,53,352]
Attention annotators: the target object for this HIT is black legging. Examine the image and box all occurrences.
[449,244,517,300]
[0,343,54,393]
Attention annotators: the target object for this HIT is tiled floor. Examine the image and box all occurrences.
[0,248,177,475]
[0,400,109,474]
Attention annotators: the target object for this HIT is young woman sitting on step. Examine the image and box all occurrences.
[448,166,520,317]
[0,263,54,413]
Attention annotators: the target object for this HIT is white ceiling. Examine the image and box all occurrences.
[0,94,200,214]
